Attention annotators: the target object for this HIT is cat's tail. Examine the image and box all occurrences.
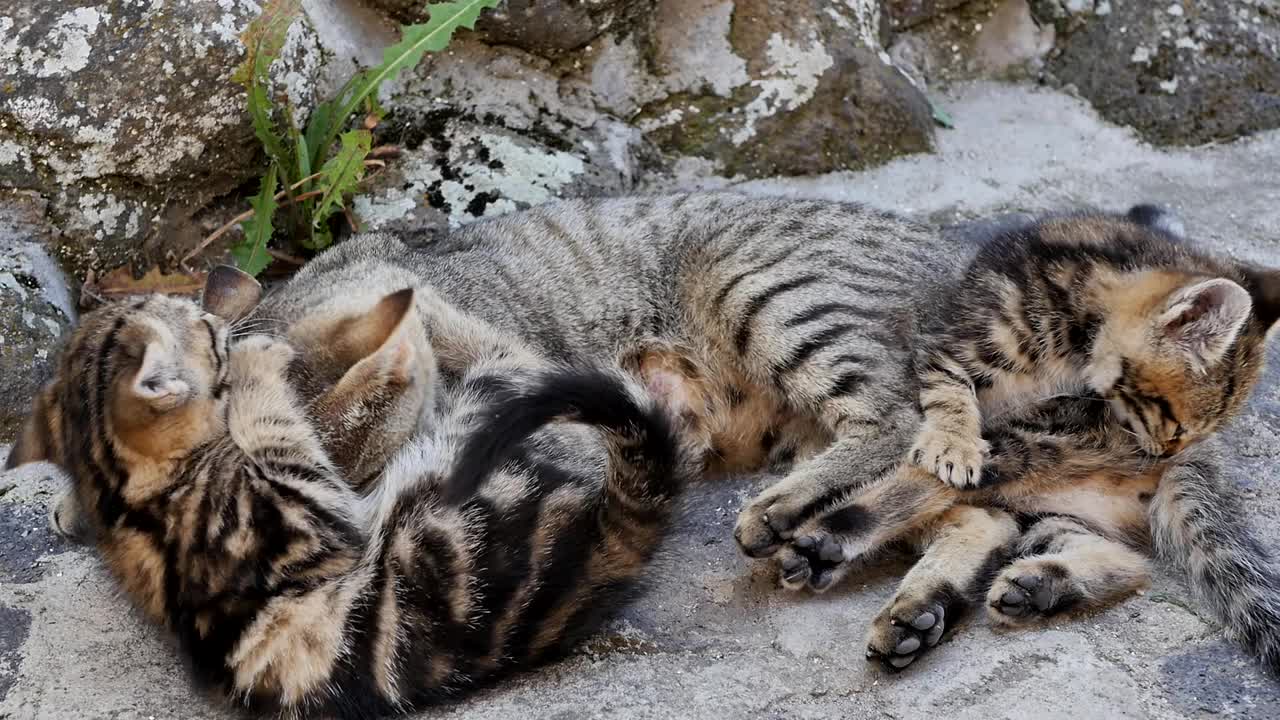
[444,366,695,513]
[1148,443,1280,676]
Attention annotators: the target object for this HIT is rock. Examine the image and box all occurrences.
[1035,0,1280,146]
[624,0,935,177]
[355,32,657,232]
[0,0,321,273]
[369,0,650,58]
[885,0,972,30]
[0,0,980,264]
[354,0,936,230]
[881,1,1054,90]
[0,194,75,441]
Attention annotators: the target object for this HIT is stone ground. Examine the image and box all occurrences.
[3,80,1280,719]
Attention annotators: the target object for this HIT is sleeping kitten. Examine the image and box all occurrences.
[908,204,1272,488]
[5,279,697,718]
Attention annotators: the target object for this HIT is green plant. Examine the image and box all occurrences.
[205,0,501,275]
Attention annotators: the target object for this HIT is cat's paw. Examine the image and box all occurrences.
[986,559,1082,625]
[909,426,988,488]
[49,489,92,544]
[229,336,295,379]
[865,594,951,671]
[734,487,811,559]
[777,533,849,592]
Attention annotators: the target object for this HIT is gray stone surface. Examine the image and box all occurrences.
[2,81,1280,718]
[0,195,73,440]
[1034,0,1280,146]
[0,0,322,271]
[354,0,936,235]
[1,0,951,264]
[633,0,934,177]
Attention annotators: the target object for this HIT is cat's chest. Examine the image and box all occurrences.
[978,362,1089,419]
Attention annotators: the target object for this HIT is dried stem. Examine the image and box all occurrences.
[266,248,306,266]
[182,160,384,264]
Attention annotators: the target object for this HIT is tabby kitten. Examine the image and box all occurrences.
[6,285,697,717]
[908,204,1275,487]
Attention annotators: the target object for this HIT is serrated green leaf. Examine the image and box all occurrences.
[295,133,311,185]
[310,0,501,163]
[236,0,303,178]
[230,164,280,276]
[231,0,301,86]
[247,83,293,171]
[311,129,372,230]
[303,96,342,170]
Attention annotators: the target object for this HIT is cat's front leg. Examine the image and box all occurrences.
[734,428,914,559]
[769,463,957,591]
[227,336,330,466]
[909,347,988,488]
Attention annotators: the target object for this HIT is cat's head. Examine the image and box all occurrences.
[3,291,239,539]
[1086,209,1280,457]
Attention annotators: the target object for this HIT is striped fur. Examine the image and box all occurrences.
[6,292,697,717]
[909,209,1277,488]
[1150,444,1280,674]
[230,194,1280,678]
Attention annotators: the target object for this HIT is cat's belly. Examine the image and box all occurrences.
[999,468,1160,543]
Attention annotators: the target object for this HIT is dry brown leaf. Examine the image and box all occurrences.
[86,266,208,305]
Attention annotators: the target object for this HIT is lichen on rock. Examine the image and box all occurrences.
[0,194,74,440]
[0,0,322,272]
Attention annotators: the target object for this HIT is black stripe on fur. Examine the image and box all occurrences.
[443,367,680,505]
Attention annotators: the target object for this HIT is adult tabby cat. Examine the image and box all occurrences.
[245,193,1280,676]
[4,274,698,717]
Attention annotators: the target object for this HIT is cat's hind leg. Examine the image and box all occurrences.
[987,516,1150,624]
[865,505,1018,670]
[773,464,957,591]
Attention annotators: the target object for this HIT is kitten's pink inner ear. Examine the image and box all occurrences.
[337,288,417,362]
[202,265,263,322]
[366,289,420,382]
[130,342,191,410]
[1158,278,1252,371]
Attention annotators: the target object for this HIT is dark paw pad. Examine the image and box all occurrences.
[988,565,1080,623]
[781,533,846,591]
[866,602,948,672]
[995,575,1054,617]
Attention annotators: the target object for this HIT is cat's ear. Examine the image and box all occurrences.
[1157,278,1252,371]
[127,342,192,412]
[339,288,419,382]
[1240,265,1280,333]
[202,265,262,322]
[4,386,57,470]
[311,289,429,484]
